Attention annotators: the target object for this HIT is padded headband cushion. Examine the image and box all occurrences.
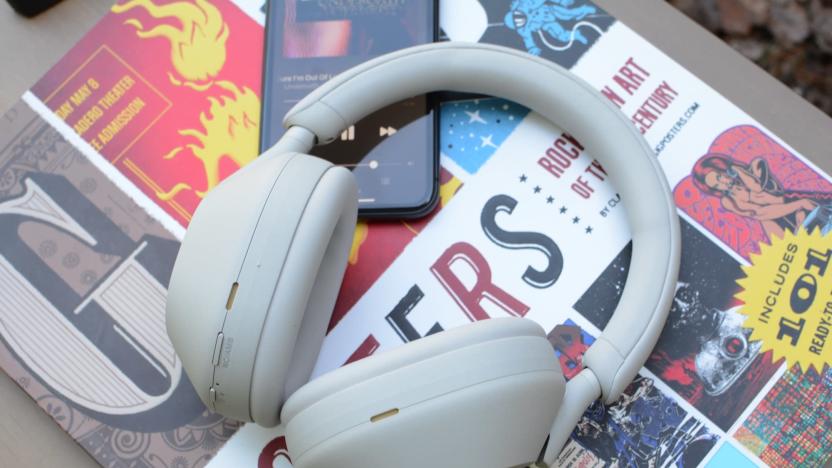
[283,42,681,403]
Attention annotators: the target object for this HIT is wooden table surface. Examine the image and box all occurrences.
[1,0,831,466]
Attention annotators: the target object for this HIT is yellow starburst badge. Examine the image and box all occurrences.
[737,228,832,373]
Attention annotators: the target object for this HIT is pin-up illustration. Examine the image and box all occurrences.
[690,154,832,240]
[112,0,230,90]
[675,126,832,259]
[0,173,204,431]
[155,80,260,200]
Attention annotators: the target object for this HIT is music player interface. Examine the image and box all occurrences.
[262,0,437,211]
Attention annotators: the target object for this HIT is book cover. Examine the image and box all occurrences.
[0,99,239,467]
[0,0,265,465]
[221,2,832,467]
[1,1,830,467]
[29,0,264,230]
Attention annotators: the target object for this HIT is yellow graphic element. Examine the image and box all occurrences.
[155,81,260,200]
[737,228,832,373]
[349,222,370,265]
[439,175,463,208]
[41,46,173,165]
[122,158,192,222]
[112,0,229,87]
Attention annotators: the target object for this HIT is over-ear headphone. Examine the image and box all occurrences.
[166,42,681,468]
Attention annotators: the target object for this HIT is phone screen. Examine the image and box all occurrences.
[261,0,438,216]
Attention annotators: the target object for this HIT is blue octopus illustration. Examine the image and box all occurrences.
[504,0,598,55]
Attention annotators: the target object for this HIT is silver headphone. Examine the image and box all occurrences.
[166,42,681,468]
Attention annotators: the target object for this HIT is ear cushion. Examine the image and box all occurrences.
[281,317,546,423]
[281,318,565,468]
[247,156,357,426]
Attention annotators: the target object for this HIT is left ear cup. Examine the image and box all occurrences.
[167,151,357,427]
[282,318,565,468]
[248,155,358,426]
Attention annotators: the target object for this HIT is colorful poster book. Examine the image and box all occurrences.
[1,0,264,465]
[0,1,830,467]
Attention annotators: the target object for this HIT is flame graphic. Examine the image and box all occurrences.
[112,0,229,89]
[156,80,260,200]
[348,222,370,265]
[439,176,463,208]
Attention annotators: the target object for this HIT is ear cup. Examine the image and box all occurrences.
[167,151,357,427]
[282,318,565,468]
[282,317,546,422]
[246,155,358,426]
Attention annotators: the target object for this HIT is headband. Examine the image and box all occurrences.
[282,42,681,406]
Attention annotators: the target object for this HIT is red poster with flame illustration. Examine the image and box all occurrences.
[31,0,263,227]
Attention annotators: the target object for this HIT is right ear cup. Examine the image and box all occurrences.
[282,318,565,468]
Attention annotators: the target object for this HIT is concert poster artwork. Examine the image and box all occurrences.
[3,1,832,467]
[574,218,781,431]
[674,125,832,260]
[29,0,264,229]
[442,0,615,68]
[735,365,832,467]
[550,321,717,468]
[0,100,239,467]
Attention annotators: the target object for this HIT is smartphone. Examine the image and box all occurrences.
[261,0,440,218]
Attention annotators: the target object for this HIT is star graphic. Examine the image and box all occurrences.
[534,186,542,194]
[585,226,593,234]
[519,174,527,183]
[465,110,487,124]
[546,196,554,204]
[480,134,498,149]
[559,206,567,214]
[572,216,580,224]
